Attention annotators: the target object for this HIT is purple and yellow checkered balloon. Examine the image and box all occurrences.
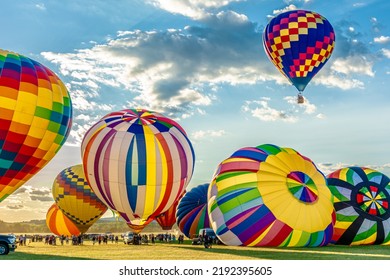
[0,49,72,202]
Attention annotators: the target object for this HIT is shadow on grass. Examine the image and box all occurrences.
[177,244,390,260]
[0,252,91,260]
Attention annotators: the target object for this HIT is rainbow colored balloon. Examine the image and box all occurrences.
[263,10,335,100]
[208,144,335,247]
[46,203,81,236]
[81,109,195,230]
[176,184,210,238]
[52,164,108,233]
[0,49,72,202]
[327,167,390,245]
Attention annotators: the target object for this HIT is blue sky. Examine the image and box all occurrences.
[1,0,390,222]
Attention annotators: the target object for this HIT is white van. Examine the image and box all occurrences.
[123,232,134,245]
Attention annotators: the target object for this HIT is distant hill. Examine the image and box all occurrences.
[0,217,179,234]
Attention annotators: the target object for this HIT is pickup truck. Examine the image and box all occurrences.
[0,234,17,255]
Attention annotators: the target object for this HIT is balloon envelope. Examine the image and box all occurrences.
[263,10,335,92]
[176,183,210,238]
[52,164,108,233]
[0,49,72,202]
[156,193,182,230]
[46,203,81,236]
[327,167,390,245]
[208,144,335,247]
[81,109,195,228]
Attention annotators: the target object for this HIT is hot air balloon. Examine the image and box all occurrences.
[156,192,183,230]
[81,109,195,232]
[263,10,335,103]
[52,164,108,233]
[327,167,390,245]
[46,203,81,237]
[176,184,210,238]
[208,144,335,247]
[0,49,72,202]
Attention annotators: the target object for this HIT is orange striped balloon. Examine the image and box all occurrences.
[46,203,80,236]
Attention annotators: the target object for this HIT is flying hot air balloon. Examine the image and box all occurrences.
[81,109,195,232]
[208,144,335,247]
[52,164,108,233]
[263,10,335,103]
[0,49,72,202]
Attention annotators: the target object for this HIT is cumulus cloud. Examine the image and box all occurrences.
[330,56,375,77]
[374,35,390,44]
[147,0,244,19]
[42,10,283,143]
[272,4,298,15]
[242,96,324,123]
[192,129,226,140]
[382,48,390,58]
[317,162,390,176]
[40,5,384,145]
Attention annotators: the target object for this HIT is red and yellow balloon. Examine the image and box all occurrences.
[46,203,80,236]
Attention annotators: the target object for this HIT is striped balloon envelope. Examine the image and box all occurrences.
[327,167,390,245]
[81,109,195,230]
[263,10,335,101]
[0,49,72,202]
[156,192,183,230]
[176,184,210,238]
[208,144,335,247]
[52,164,108,233]
[46,203,81,237]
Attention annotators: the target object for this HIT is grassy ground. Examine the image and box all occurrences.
[3,239,390,260]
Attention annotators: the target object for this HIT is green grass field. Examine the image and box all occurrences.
[3,239,390,260]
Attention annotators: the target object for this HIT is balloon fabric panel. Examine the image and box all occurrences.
[0,49,72,202]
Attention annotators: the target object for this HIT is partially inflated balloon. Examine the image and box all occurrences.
[156,193,183,230]
[176,184,210,238]
[46,203,80,236]
[208,144,335,247]
[81,109,195,229]
[0,49,72,202]
[327,167,390,245]
[52,164,108,233]
[263,10,335,100]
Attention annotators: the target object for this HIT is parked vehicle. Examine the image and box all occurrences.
[0,234,17,255]
[123,232,135,245]
[192,228,218,245]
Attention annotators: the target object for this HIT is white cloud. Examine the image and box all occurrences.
[374,36,390,44]
[317,162,390,176]
[330,56,375,77]
[35,3,46,10]
[272,4,298,15]
[382,48,390,58]
[192,129,226,140]
[147,0,244,19]
[242,98,298,123]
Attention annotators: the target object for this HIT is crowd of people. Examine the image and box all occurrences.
[13,232,192,246]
